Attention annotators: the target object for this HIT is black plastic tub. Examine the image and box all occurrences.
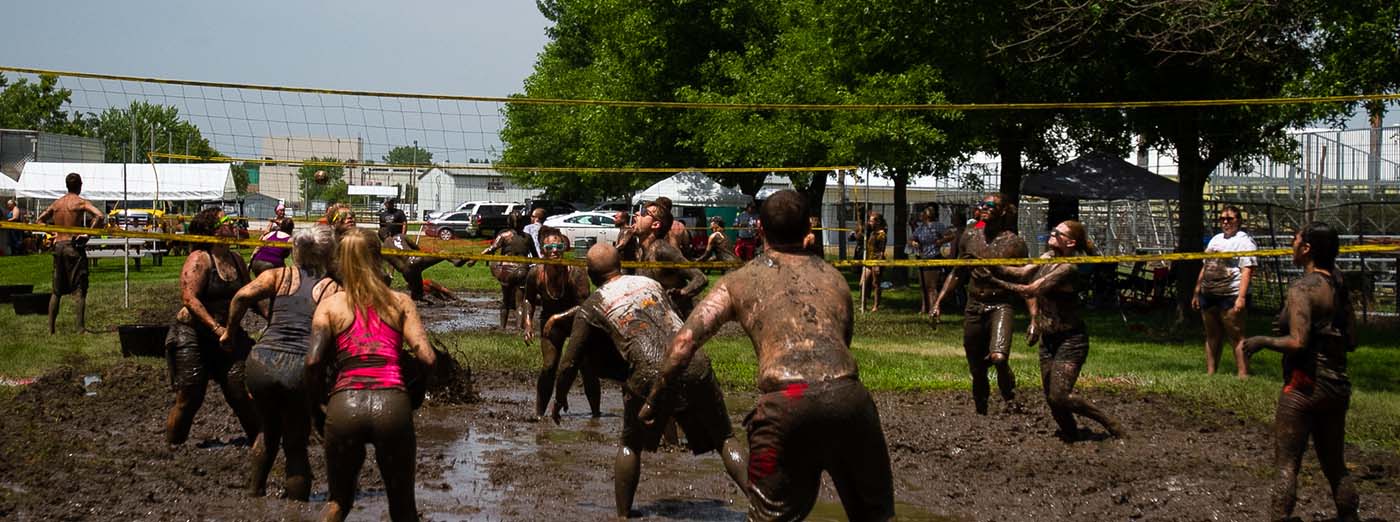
[11,293,48,315]
[118,324,170,358]
[0,284,34,303]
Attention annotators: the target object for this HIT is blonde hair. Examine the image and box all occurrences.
[337,228,395,317]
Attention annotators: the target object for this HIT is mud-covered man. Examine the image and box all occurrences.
[932,193,1028,414]
[643,190,894,521]
[633,200,707,319]
[612,209,639,274]
[36,173,106,334]
[547,243,746,519]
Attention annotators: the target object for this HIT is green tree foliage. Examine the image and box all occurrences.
[92,101,219,163]
[383,145,434,165]
[297,158,348,204]
[0,73,95,136]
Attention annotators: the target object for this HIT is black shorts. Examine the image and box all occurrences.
[744,377,894,522]
[1198,293,1239,312]
[52,241,89,295]
[246,347,307,397]
[622,368,733,455]
[1039,330,1089,366]
[964,301,1015,359]
[165,322,251,390]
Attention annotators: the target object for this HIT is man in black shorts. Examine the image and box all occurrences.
[549,243,746,519]
[643,190,894,521]
[36,173,106,334]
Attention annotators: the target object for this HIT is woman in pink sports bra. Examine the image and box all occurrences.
[307,228,435,522]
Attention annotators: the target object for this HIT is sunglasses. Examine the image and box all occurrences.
[541,242,568,253]
[1218,216,1238,223]
[977,201,997,210]
[1049,229,1067,239]
[217,215,236,227]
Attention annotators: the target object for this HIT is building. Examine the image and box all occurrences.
[0,129,104,181]
[255,136,363,204]
[415,166,540,220]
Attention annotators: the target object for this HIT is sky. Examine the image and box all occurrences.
[0,0,552,97]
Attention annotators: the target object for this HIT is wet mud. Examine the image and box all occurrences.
[2,364,1397,521]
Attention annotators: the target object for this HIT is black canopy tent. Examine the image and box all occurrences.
[1021,153,1179,228]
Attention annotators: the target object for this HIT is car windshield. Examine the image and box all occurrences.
[480,205,506,215]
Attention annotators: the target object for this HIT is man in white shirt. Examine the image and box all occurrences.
[1192,205,1257,379]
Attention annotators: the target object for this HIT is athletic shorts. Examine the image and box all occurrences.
[52,241,89,295]
[165,321,251,390]
[744,377,894,522]
[1199,293,1239,312]
[964,301,1015,359]
[622,367,732,455]
[1039,330,1089,366]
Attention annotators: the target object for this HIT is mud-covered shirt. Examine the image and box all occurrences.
[957,227,1029,304]
[574,275,711,397]
[1030,255,1088,335]
[1201,231,1257,296]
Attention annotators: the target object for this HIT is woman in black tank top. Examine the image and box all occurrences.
[225,224,340,501]
[164,208,259,446]
[1241,222,1359,521]
[523,228,600,418]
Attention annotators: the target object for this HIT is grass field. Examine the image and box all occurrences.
[2,248,1397,450]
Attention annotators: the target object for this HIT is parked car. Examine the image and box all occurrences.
[421,210,476,240]
[543,211,624,248]
[524,199,578,219]
[423,201,522,239]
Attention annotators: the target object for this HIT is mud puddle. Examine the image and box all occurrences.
[2,364,1398,521]
[419,295,501,333]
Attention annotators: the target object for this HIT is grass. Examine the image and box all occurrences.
[2,254,1397,450]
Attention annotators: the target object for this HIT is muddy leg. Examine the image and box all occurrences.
[614,444,642,518]
[73,289,87,333]
[219,361,261,441]
[1269,391,1310,521]
[859,268,869,313]
[871,268,882,312]
[374,416,419,522]
[248,394,282,496]
[719,436,748,489]
[581,363,603,417]
[165,384,207,445]
[1312,399,1359,521]
[536,333,560,417]
[48,293,61,335]
[1201,308,1224,375]
[1047,361,1125,439]
[282,400,314,501]
[321,399,366,522]
[1040,357,1077,439]
[963,312,991,415]
[988,306,1016,403]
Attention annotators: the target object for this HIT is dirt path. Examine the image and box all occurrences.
[1,363,1396,521]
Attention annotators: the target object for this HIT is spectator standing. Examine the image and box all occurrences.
[734,201,759,260]
[1192,205,1257,379]
[377,198,408,240]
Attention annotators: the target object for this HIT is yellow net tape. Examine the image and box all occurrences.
[5,65,1398,111]
[5,221,1396,270]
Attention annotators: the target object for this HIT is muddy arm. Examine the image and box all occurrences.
[1241,284,1312,357]
[81,201,106,228]
[225,268,280,336]
[644,283,733,418]
[931,269,962,317]
[989,263,1073,299]
[544,305,579,333]
[305,302,338,403]
[179,253,223,333]
[398,295,436,367]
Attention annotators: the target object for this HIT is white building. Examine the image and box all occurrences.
[255,136,363,203]
[415,166,541,220]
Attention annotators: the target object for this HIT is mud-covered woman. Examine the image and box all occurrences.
[248,217,294,276]
[223,224,340,501]
[467,212,535,329]
[858,212,888,313]
[522,227,601,418]
[697,216,739,265]
[1239,222,1359,522]
[979,220,1126,441]
[163,208,261,445]
[306,228,436,522]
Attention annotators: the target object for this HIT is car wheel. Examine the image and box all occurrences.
[438,228,454,241]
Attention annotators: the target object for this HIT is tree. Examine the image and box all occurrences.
[91,101,220,163]
[297,158,348,204]
[0,73,95,136]
[383,145,433,165]
[1006,0,1332,320]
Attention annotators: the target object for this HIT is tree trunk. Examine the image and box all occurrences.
[891,171,910,287]
[1171,125,1211,326]
[798,171,828,217]
[1367,100,1385,195]
[996,127,1024,216]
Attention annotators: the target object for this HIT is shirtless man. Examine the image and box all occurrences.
[36,173,106,334]
[547,244,746,519]
[932,193,1028,414]
[652,197,692,258]
[634,200,707,319]
[612,210,639,274]
[643,190,894,521]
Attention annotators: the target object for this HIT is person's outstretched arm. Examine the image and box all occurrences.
[642,282,733,423]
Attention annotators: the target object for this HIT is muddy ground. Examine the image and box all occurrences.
[1,294,1397,521]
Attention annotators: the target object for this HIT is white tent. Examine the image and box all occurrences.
[17,162,234,201]
[0,174,17,195]
[630,171,753,207]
